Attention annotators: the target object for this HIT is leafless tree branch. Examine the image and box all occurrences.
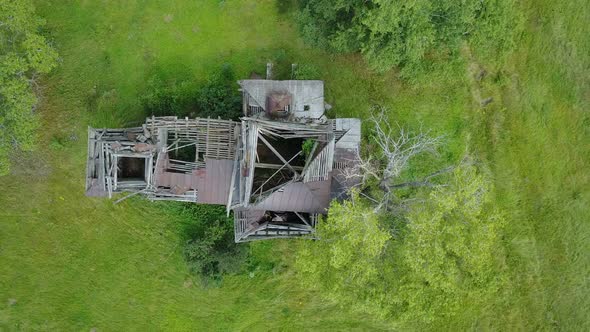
[340,106,450,212]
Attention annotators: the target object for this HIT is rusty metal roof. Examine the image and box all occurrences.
[154,158,233,205]
[252,179,331,213]
[197,159,234,204]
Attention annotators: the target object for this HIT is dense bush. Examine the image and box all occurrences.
[172,203,248,283]
[295,164,508,326]
[195,64,242,119]
[141,64,241,119]
[297,0,522,76]
[0,0,58,175]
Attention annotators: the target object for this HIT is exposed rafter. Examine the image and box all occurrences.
[257,133,300,177]
[86,79,362,243]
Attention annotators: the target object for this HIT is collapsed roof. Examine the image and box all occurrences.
[85,79,361,242]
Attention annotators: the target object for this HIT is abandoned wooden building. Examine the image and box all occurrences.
[85,79,361,242]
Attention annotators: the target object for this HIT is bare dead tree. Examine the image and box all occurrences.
[343,107,455,211]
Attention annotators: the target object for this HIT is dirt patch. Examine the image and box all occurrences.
[163,14,173,23]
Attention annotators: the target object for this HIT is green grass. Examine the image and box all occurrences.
[0,0,588,330]
[469,1,590,329]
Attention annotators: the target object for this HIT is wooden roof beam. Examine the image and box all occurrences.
[257,133,299,177]
[252,151,302,196]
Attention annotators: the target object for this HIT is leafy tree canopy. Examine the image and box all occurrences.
[295,164,508,326]
[395,164,508,325]
[295,192,392,314]
[297,0,521,75]
[0,0,58,175]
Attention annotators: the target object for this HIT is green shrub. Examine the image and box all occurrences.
[167,202,285,282]
[165,202,248,282]
[172,203,248,283]
[469,0,524,64]
[296,0,523,76]
[141,64,241,119]
[49,135,67,151]
[194,64,241,119]
[0,0,58,175]
[141,75,196,117]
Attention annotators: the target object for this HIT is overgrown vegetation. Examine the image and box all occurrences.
[301,138,315,158]
[295,192,391,315]
[297,0,522,76]
[296,164,508,327]
[394,165,507,325]
[141,74,195,117]
[142,64,241,119]
[194,64,242,119]
[0,0,58,175]
[165,203,247,283]
[170,202,292,285]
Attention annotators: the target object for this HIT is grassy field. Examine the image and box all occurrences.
[471,1,590,328]
[0,0,588,330]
